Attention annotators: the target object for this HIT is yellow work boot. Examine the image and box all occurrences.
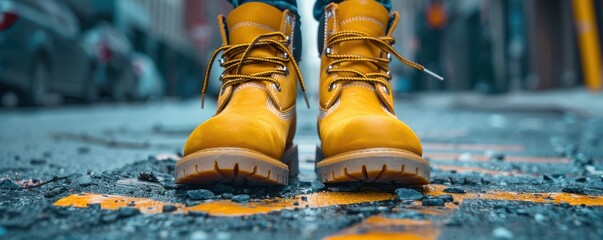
[316,0,442,185]
[175,2,308,185]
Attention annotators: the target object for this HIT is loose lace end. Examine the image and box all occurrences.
[201,93,206,109]
[424,68,444,81]
[302,92,310,109]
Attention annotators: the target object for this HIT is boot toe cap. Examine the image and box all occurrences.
[184,114,286,159]
[321,115,423,157]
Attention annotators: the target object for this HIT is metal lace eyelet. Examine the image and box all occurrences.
[381,85,390,95]
[386,53,391,61]
[325,47,332,55]
[281,66,289,76]
[284,36,290,44]
[273,83,281,92]
[328,83,336,92]
[386,71,391,77]
[219,73,225,80]
[282,52,289,59]
[325,65,333,74]
[219,57,225,66]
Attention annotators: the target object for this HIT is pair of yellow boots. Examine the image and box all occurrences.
[175,0,440,186]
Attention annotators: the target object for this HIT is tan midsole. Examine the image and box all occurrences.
[177,147,289,170]
[316,148,427,168]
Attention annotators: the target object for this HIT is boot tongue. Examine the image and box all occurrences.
[226,2,283,44]
[222,2,284,106]
[335,0,390,77]
[224,2,283,79]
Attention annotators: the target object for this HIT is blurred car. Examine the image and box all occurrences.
[82,22,136,101]
[0,0,96,106]
[130,52,165,101]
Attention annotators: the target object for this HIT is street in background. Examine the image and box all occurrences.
[1,0,601,107]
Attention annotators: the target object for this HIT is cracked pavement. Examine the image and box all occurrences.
[1,93,603,240]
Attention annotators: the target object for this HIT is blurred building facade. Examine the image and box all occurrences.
[392,0,602,93]
[69,0,602,96]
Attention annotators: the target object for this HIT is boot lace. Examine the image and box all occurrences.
[324,30,443,92]
[202,32,309,108]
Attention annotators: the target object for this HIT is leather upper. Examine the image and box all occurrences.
[318,0,423,158]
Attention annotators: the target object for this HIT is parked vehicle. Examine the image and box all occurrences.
[130,52,165,101]
[0,0,96,106]
[82,22,136,101]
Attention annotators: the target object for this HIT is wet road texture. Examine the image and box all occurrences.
[1,97,603,240]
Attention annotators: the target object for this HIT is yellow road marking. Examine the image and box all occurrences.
[53,191,395,216]
[324,185,603,240]
[325,231,431,240]
[54,184,603,240]
[425,184,603,206]
[53,193,184,214]
[53,184,603,217]
[187,191,394,216]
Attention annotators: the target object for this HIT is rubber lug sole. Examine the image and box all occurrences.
[315,147,430,185]
[175,145,298,185]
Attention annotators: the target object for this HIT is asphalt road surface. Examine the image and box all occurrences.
[1,95,603,240]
